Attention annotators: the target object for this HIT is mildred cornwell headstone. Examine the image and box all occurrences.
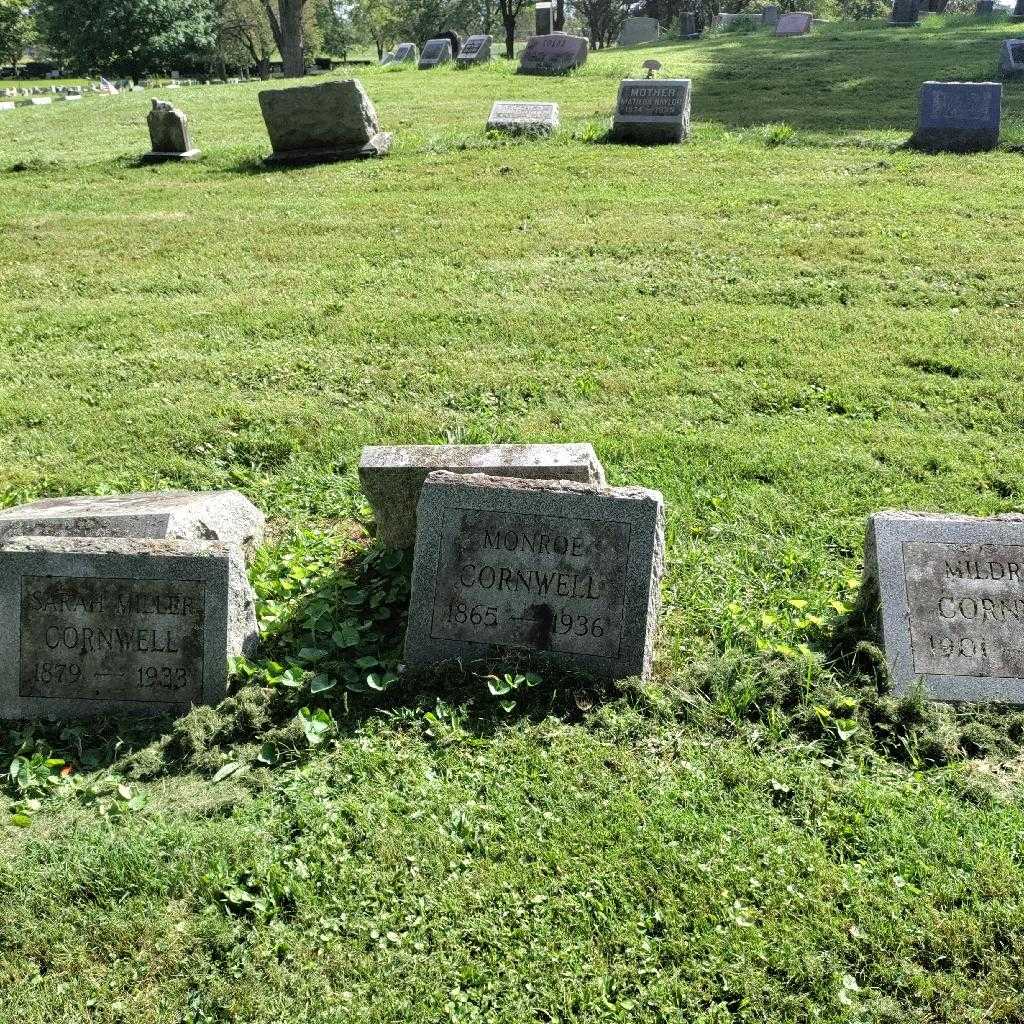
[0,537,258,719]
[866,511,1024,703]
[404,473,665,681]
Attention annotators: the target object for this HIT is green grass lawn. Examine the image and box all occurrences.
[3,17,1024,1023]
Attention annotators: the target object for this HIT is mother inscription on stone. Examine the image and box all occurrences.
[404,473,664,680]
[867,511,1024,703]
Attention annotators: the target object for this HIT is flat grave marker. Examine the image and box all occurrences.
[360,442,601,547]
[0,537,258,719]
[867,511,1024,703]
[610,78,691,144]
[404,473,665,681]
[486,99,560,136]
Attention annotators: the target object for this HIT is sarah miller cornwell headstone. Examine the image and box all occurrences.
[404,473,664,681]
[0,537,258,719]
[913,80,1001,152]
[866,511,1024,703]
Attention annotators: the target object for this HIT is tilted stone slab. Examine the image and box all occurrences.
[0,489,265,555]
[456,34,493,67]
[999,39,1024,78]
[866,511,1024,704]
[610,78,691,144]
[359,443,604,547]
[418,38,453,68]
[259,79,392,164]
[518,33,589,74]
[0,537,258,719]
[913,80,1001,152]
[392,42,418,62]
[775,12,812,34]
[404,473,664,680]
[486,100,560,136]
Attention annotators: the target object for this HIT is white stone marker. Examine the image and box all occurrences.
[486,100,560,135]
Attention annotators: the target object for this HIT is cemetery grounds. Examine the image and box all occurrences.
[2,17,1024,1023]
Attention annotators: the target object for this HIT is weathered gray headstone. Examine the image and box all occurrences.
[610,78,691,144]
[913,80,1001,152]
[865,511,1024,704]
[418,38,453,68]
[486,100,560,136]
[518,33,589,74]
[976,0,994,12]
[456,34,493,67]
[536,2,553,34]
[999,39,1024,77]
[775,11,812,34]
[0,489,265,555]
[0,101,14,111]
[392,42,418,62]
[404,473,664,681]
[258,79,392,164]
[890,0,921,25]
[717,11,762,27]
[359,443,604,547]
[679,12,702,37]
[143,99,201,162]
[380,51,395,65]
[761,4,781,26]
[1014,0,1024,19]
[0,537,258,719]
[29,97,52,106]
[617,16,661,45]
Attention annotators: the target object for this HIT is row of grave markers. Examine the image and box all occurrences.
[2,444,1023,720]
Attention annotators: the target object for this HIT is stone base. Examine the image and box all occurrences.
[610,122,687,144]
[889,18,920,24]
[264,132,393,165]
[911,128,999,153]
[141,149,202,162]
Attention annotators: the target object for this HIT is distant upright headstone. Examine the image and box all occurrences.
[0,101,14,111]
[610,78,691,143]
[1014,0,1024,19]
[890,0,921,25]
[999,38,1024,76]
[775,11,812,33]
[486,100,561,136]
[380,51,394,65]
[359,443,603,547]
[536,2,553,34]
[418,37,454,68]
[913,80,1001,152]
[258,79,393,164]
[29,97,52,106]
[617,16,661,45]
[392,42,418,63]
[143,99,200,162]
[762,4,781,26]
[404,473,665,681]
[976,0,994,12]
[518,33,589,74]
[679,11,702,37]
[456,34,493,67]
[866,511,1024,704]
[0,537,258,720]
[0,490,265,554]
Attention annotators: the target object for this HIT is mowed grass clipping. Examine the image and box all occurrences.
[2,17,1024,1024]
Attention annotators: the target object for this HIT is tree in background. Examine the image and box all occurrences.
[574,0,629,47]
[318,0,356,57]
[260,0,308,75]
[35,0,216,77]
[496,0,529,57]
[351,0,402,58]
[216,0,275,75]
[0,1,34,77]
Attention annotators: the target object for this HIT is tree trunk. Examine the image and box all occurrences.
[257,58,270,79]
[264,0,306,77]
[504,18,515,58]
[554,0,565,30]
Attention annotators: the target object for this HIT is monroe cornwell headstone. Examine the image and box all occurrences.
[866,511,1024,703]
[404,473,665,681]
[610,78,691,143]
[518,33,589,74]
[456,34,493,67]
[486,100,560,136]
[360,443,603,547]
[259,80,393,164]
[418,38,453,68]
[0,537,258,719]
[913,80,1001,152]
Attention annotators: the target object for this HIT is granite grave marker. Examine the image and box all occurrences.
[999,39,1024,77]
[360,443,603,547]
[419,38,453,68]
[679,12,702,37]
[143,99,201,162]
[0,537,258,719]
[456,34,493,66]
[258,80,392,164]
[761,4,781,26]
[913,80,1001,152]
[518,33,589,74]
[866,511,1024,703]
[617,16,661,45]
[486,99,561,136]
[890,0,921,25]
[393,42,418,62]
[775,11,812,34]
[404,473,664,681]
[610,78,691,143]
